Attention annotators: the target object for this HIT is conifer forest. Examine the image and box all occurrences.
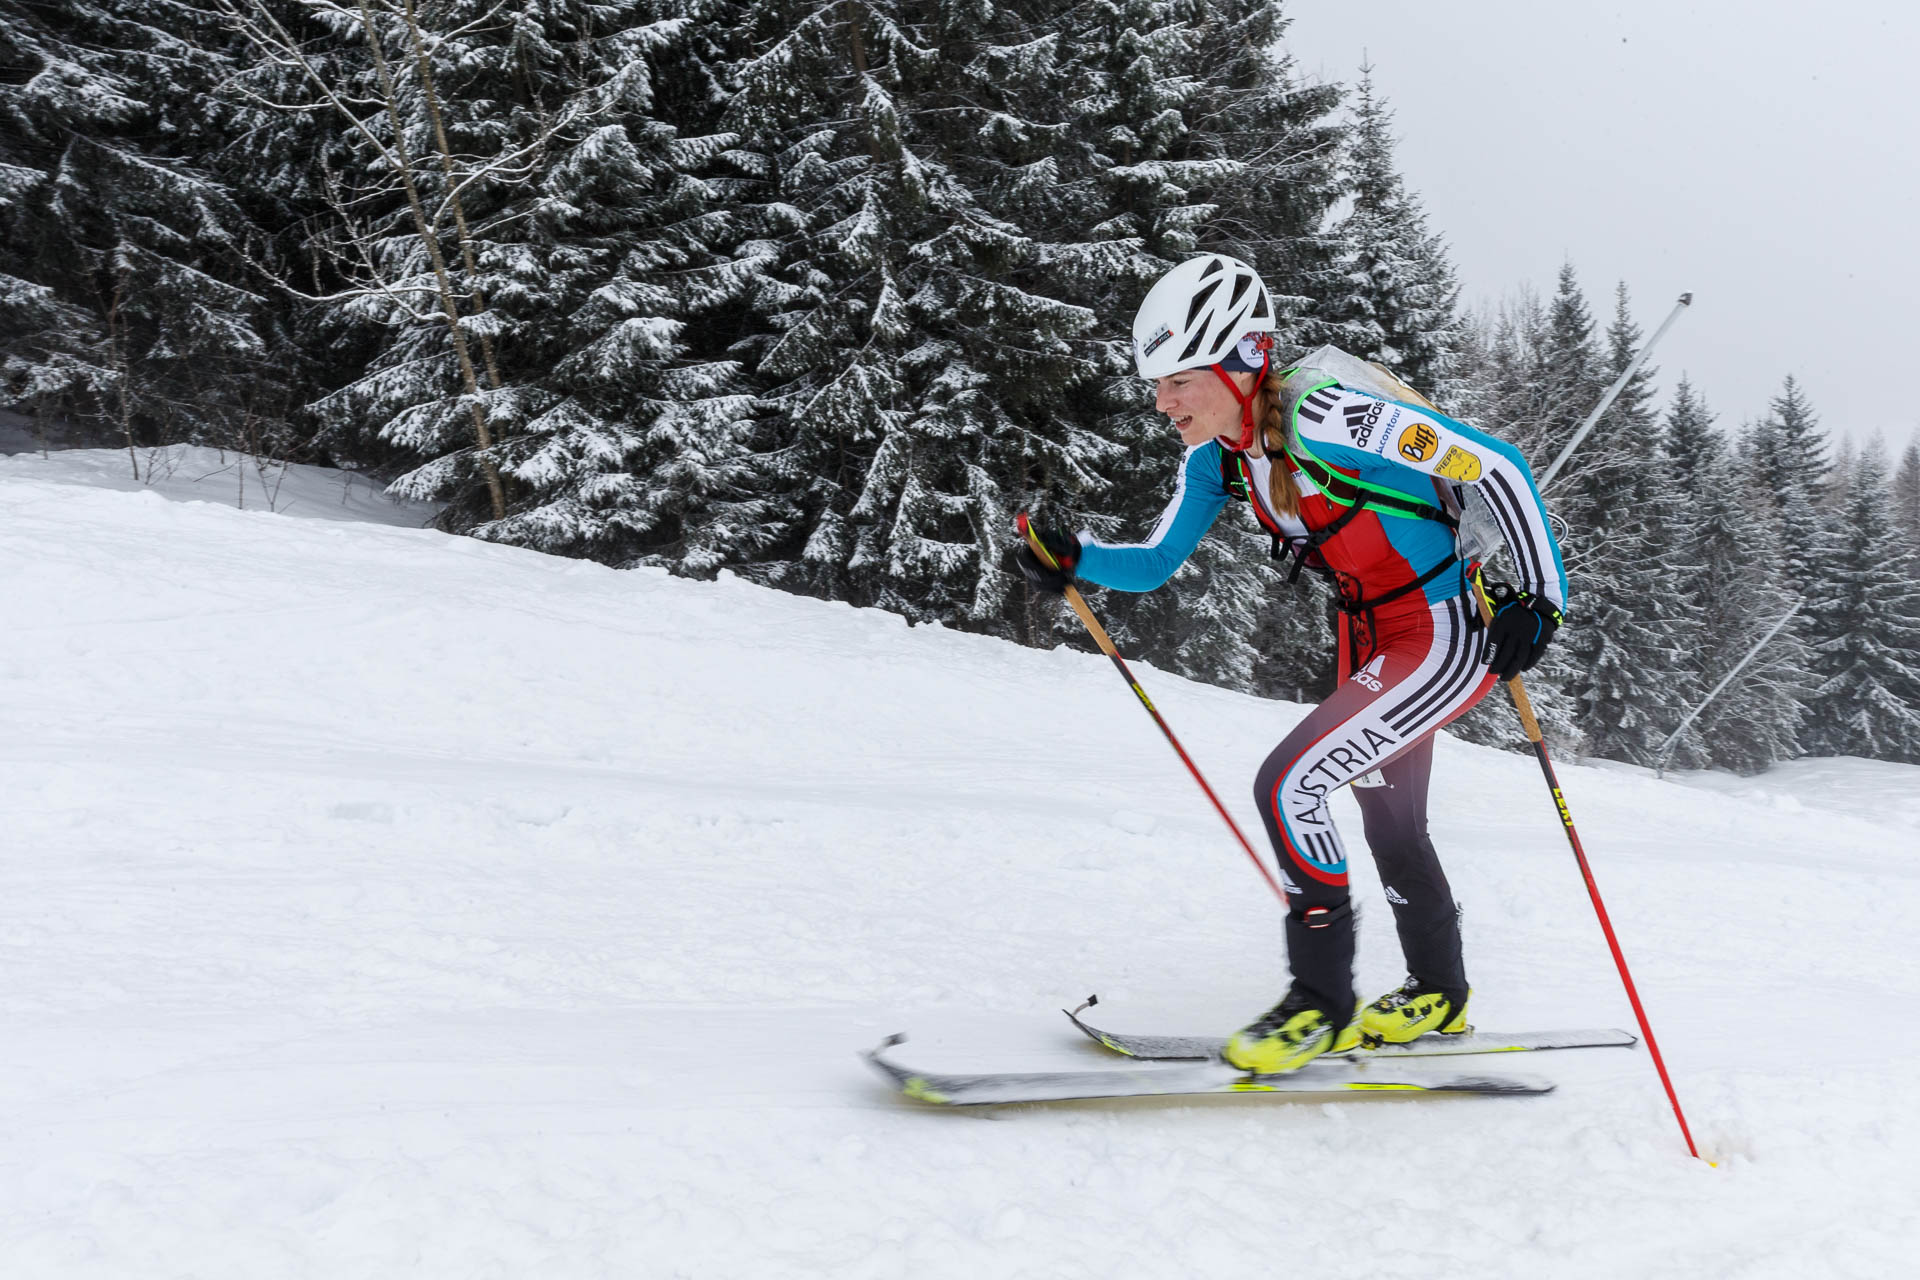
[6,0,1919,771]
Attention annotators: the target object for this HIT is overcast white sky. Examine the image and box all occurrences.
[1284,1,1920,454]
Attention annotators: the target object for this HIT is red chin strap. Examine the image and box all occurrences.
[1207,353,1268,452]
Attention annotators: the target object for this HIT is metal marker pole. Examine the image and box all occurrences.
[1540,292,1693,491]
[1653,602,1802,778]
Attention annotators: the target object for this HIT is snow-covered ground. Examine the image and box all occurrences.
[4,457,1916,1278]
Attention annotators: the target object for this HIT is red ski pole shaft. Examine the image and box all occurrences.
[1018,515,1289,907]
[1474,580,1704,1161]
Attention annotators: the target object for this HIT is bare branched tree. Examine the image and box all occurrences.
[214,0,577,520]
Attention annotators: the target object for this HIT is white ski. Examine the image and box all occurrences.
[866,1036,1553,1106]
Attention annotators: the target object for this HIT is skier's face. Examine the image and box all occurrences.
[1155,368,1258,447]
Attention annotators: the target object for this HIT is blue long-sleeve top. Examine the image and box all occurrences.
[1076,384,1569,612]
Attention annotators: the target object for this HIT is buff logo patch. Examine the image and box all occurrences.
[1142,324,1174,357]
[1397,422,1439,463]
[1435,444,1482,482]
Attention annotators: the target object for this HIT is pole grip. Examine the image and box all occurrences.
[1470,573,1546,744]
[1018,513,1125,659]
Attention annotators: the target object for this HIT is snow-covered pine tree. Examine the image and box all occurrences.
[1741,376,1830,516]
[1894,441,1920,551]
[1800,438,1920,761]
[1449,270,1607,507]
[465,0,775,570]
[1442,279,1592,752]
[1454,278,1719,769]
[1182,0,1342,348]
[1662,374,1715,497]
[1553,283,1693,764]
[1740,410,1779,489]
[717,0,1347,695]
[232,0,755,554]
[1739,376,1841,740]
[1323,65,1462,400]
[981,0,1225,668]
[1,0,299,463]
[1524,265,1614,475]
[724,0,1104,630]
[1067,0,1351,690]
[1051,0,1219,277]
[1072,0,1343,693]
[1768,374,1831,488]
[1651,374,1716,770]
[1661,377,1805,771]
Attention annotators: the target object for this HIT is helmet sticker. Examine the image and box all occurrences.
[1141,324,1174,358]
[1216,330,1273,373]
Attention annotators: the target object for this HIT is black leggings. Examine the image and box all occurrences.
[1250,596,1492,1019]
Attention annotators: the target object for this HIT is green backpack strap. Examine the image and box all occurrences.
[1277,372,1458,528]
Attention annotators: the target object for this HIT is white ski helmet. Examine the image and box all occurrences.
[1131,254,1275,379]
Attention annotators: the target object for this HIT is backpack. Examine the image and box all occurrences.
[1220,345,1504,614]
[1278,345,1505,565]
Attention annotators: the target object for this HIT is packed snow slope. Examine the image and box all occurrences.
[4,460,1917,1279]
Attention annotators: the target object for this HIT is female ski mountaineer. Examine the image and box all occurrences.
[1015,254,1570,1075]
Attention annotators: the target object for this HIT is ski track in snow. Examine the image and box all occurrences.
[2,456,1916,1278]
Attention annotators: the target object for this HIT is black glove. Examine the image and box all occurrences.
[1481,581,1563,680]
[1014,517,1081,594]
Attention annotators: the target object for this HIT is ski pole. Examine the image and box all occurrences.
[1017,514,1290,907]
[1472,576,1705,1161]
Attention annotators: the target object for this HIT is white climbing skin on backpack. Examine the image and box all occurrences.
[1285,344,1508,565]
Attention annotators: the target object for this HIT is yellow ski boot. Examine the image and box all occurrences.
[1358,976,1470,1046]
[1223,989,1363,1074]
